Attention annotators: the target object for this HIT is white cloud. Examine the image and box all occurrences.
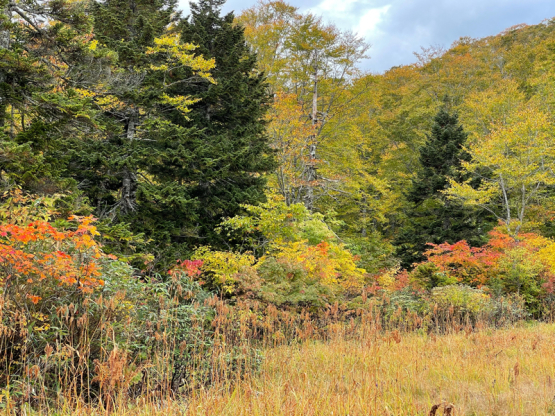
[355,5,391,38]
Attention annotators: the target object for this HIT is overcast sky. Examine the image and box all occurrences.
[178,0,555,74]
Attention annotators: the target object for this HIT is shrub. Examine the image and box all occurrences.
[411,262,457,289]
[0,216,253,408]
[256,256,333,309]
[420,229,555,315]
[0,216,134,404]
[191,247,261,299]
[430,285,493,315]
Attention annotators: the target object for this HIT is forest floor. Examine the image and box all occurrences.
[12,323,555,416]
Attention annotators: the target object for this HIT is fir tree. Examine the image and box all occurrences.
[0,0,98,194]
[167,0,276,246]
[68,0,274,270]
[394,108,492,269]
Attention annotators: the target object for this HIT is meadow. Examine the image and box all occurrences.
[5,321,555,416]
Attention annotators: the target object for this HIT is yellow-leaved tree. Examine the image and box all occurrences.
[237,0,369,211]
[448,105,555,237]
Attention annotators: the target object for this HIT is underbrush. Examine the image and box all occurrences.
[0,284,534,415]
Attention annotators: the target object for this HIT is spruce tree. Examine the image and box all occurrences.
[394,108,492,269]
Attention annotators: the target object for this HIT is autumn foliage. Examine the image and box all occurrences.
[415,229,555,314]
[0,216,106,305]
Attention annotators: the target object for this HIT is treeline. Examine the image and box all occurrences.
[2,0,555,408]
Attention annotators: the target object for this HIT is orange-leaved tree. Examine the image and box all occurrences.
[419,229,555,314]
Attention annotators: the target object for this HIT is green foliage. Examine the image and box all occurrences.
[220,196,335,255]
[192,247,259,296]
[256,256,334,309]
[431,285,493,315]
[344,234,396,275]
[495,246,547,316]
[201,196,367,308]
[411,262,458,289]
[171,0,276,249]
[394,108,493,268]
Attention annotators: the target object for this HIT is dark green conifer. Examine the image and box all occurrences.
[0,0,98,195]
[394,108,492,269]
[166,0,276,245]
[69,0,275,270]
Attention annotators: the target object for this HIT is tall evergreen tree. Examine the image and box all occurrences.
[67,0,274,269]
[0,0,98,194]
[64,0,209,268]
[394,108,492,269]
[169,0,276,245]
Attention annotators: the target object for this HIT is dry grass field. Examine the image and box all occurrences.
[10,322,555,416]
[183,323,555,416]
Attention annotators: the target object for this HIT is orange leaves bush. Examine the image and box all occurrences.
[421,229,555,300]
[0,216,106,304]
[271,241,366,293]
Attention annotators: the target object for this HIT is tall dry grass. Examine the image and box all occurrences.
[184,323,555,415]
[4,318,555,415]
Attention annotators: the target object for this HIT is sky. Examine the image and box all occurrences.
[178,0,555,74]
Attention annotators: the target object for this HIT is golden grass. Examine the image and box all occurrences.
[180,323,555,415]
[8,323,555,416]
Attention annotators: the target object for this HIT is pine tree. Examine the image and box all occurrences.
[394,108,492,269]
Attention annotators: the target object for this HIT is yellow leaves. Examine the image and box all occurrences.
[376,266,400,292]
[449,102,555,235]
[95,95,126,111]
[158,94,200,117]
[145,34,216,115]
[192,247,256,293]
[88,39,98,51]
[270,240,366,292]
[473,107,555,182]
[267,92,315,194]
[446,178,499,206]
[74,88,95,98]
[147,34,216,84]
[459,79,525,141]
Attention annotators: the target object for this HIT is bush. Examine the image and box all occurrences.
[430,285,493,315]
[419,229,555,316]
[411,262,457,289]
[0,217,261,409]
[256,256,333,309]
[0,216,135,404]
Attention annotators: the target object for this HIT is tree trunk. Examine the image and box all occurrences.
[0,4,11,128]
[304,49,318,211]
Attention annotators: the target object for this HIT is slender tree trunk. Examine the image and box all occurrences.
[361,195,367,237]
[127,109,137,140]
[0,3,11,128]
[305,49,318,211]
